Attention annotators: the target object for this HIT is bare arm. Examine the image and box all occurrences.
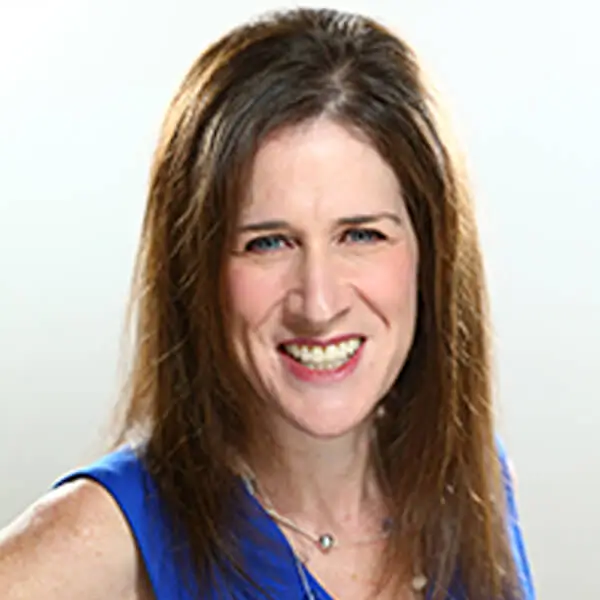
[0,479,153,599]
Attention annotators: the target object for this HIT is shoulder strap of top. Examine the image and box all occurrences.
[53,446,200,600]
[53,446,309,599]
[496,437,536,599]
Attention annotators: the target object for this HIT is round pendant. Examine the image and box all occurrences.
[317,533,335,552]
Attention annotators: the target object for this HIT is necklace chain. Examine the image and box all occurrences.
[241,469,428,597]
[295,553,318,600]
[242,470,392,553]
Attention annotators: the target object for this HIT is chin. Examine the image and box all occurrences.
[281,402,378,440]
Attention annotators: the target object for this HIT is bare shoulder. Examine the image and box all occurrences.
[0,478,153,599]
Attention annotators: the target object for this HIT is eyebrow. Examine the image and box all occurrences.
[238,211,402,233]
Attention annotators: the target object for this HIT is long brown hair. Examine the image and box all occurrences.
[115,7,521,599]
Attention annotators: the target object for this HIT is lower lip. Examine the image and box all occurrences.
[279,342,365,384]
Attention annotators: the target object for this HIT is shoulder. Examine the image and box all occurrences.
[0,468,152,599]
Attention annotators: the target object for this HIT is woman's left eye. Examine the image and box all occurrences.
[342,228,387,244]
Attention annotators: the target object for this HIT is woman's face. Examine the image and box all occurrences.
[225,118,419,439]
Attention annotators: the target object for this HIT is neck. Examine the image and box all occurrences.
[248,416,385,536]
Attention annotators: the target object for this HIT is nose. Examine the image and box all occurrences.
[284,246,349,329]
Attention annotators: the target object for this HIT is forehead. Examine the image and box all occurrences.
[239,118,404,222]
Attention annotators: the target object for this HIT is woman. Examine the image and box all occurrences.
[0,7,534,600]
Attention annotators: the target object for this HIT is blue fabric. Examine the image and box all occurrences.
[54,442,535,599]
[497,439,536,600]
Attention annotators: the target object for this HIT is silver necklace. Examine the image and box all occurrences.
[241,471,428,597]
[242,470,392,553]
[295,552,318,600]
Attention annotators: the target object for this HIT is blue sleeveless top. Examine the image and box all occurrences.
[54,441,535,599]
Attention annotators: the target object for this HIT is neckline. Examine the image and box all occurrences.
[239,477,333,600]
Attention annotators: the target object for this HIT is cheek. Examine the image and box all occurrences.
[357,246,418,317]
[225,261,287,398]
[225,261,283,328]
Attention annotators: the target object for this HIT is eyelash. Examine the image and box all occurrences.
[243,228,387,253]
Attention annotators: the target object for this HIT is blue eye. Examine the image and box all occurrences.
[244,234,289,253]
[343,228,386,244]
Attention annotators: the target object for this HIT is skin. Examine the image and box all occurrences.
[0,479,153,599]
[226,117,420,597]
[228,117,419,440]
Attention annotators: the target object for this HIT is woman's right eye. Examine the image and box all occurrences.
[244,234,291,253]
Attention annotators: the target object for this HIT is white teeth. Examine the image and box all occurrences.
[324,345,338,361]
[282,338,363,370]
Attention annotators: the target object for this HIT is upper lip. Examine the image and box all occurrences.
[278,334,365,347]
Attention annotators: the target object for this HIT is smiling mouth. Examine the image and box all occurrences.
[278,337,365,371]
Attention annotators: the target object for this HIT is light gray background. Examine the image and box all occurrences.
[1,0,598,597]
